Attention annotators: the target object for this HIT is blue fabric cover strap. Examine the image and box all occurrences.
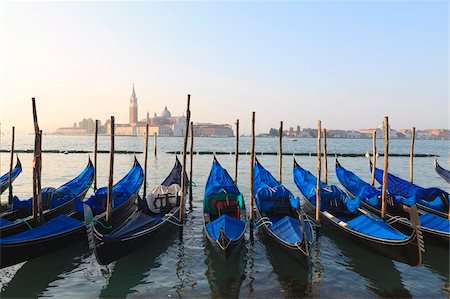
[419,213,450,233]
[346,215,408,240]
[0,215,83,244]
[205,214,245,241]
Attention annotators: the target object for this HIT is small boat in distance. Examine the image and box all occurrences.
[293,159,423,267]
[93,156,187,265]
[0,156,22,195]
[203,156,247,260]
[434,158,450,184]
[254,158,314,265]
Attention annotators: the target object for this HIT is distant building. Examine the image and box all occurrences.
[112,85,188,136]
[193,123,233,137]
[55,127,89,135]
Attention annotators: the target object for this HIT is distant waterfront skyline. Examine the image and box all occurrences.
[0,1,447,135]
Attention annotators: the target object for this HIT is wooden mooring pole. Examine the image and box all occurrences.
[154,132,157,158]
[410,127,415,184]
[316,121,321,224]
[189,121,194,203]
[234,119,239,183]
[32,98,43,222]
[279,121,283,183]
[371,130,377,186]
[8,126,15,205]
[323,128,328,185]
[179,95,191,222]
[106,116,115,225]
[143,123,149,199]
[381,117,389,220]
[250,112,255,221]
[94,120,99,191]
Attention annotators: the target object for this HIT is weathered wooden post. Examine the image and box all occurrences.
[323,128,328,185]
[279,121,283,183]
[31,98,43,222]
[94,119,99,191]
[189,121,194,203]
[8,126,15,205]
[154,132,157,158]
[179,95,191,221]
[371,130,377,186]
[234,119,239,183]
[143,123,149,199]
[381,117,389,220]
[106,116,115,225]
[410,127,415,184]
[250,112,255,221]
[316,121,321,224]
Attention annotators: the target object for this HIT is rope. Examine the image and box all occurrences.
[163,213,184,227]
[217,237,232,251]
[17,218,33,230]
[256,220,272,229]
[386,215,409,225]
[92,218,112,229]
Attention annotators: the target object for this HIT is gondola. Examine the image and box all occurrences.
[203,156,248,260]
[0,156,22,195]
[434,158,450,184]
[0,158,95,238]
[253,159,314,265]
[293,159,424,267]
[0,158,143,268]
[370,161,449,218]
[336,159,449,244]
[93,156,186,265]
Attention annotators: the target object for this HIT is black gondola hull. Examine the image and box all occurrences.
[302,199,423,267]
[203,223,246,261]
[94,211,179,265]
[359,201,449,247]
[0,194,137,268]
[254,208,312,266]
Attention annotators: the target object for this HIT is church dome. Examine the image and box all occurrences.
[161,106,171,118]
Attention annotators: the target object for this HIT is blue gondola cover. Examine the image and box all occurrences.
[205,214,246,241]
[205,160,240,198]
[12,160,95,214]
[372,166,448,211]
[269,215,308,244]
[0,215,83,244]
[346,215,408,240]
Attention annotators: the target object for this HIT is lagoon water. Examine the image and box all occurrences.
[0,135,448,298]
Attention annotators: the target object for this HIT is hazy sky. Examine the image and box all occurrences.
[0,1,448,134]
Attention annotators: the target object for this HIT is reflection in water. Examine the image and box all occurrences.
[99,228,178,298]
[422,243,450,289]
[204,239,247,298]
[1,243,88,298]
[325,225,411,298]
[259,231,312,298]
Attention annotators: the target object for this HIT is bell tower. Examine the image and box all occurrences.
[129,83,138,125]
